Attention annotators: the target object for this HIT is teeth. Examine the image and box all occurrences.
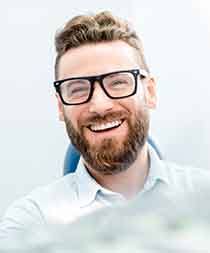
[90,120,122,132]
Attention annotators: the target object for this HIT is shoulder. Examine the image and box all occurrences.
[30,173,78,204]
[30,173,82,223]
[0,173,80,235]
[162,160,210,192]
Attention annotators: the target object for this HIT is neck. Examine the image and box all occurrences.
[85,143,150,200]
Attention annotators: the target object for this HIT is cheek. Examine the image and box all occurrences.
[132,92,147,110]
[122,98,147,125]
[62,107,76,127]
[71,113,81,129]
[120,97,142,114]
[135,82,147,104]
[65,106,87,129]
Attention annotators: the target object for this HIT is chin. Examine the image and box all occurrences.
[85,131,127,150]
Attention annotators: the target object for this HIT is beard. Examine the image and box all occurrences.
[64,108,149,175]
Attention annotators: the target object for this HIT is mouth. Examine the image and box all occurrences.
[87,119,124,133]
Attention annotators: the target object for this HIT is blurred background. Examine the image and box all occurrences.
[0,0,210,216]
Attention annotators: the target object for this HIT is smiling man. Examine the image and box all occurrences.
[1,11,210,240]
[55,38,154,199]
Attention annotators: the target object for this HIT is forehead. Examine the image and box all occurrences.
[58,40,139,79]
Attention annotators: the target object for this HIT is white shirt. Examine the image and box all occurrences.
[0,145,209,237]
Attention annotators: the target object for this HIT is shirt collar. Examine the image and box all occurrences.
[75,158,101,207]
[142,144,170,192]
[75,143,170,207]
[75,158,123,207]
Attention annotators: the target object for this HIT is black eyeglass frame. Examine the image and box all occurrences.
[54,68,148,105]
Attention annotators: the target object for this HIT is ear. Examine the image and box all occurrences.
[144,77,157,109]
[55,93,65,121]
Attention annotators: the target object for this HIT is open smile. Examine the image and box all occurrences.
[88,119,124,133]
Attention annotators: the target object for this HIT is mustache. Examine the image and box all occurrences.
[81,111,129,127]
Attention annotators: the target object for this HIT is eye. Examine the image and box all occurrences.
[61,79,90,98]
[112,79,126,85]
[109,78,130,89]
[70,86,89,94]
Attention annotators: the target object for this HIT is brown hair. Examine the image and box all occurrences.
[54,11,149,79]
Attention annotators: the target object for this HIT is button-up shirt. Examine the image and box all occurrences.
[0,145,209,236]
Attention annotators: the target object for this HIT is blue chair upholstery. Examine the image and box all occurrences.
[64,136,163,175]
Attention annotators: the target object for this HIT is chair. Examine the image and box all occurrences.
[63,136,163,175]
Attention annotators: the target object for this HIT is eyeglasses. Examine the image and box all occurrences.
[54,69,148,105]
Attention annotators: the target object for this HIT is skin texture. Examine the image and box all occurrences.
[56,40,157,199]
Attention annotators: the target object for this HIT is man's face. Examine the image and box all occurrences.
[56,41,157,175]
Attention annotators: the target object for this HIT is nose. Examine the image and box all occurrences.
[88,82,114,115]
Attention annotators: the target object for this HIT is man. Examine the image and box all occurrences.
[0,11,209,239]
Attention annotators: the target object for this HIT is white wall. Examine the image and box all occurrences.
[0,0,210,216]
